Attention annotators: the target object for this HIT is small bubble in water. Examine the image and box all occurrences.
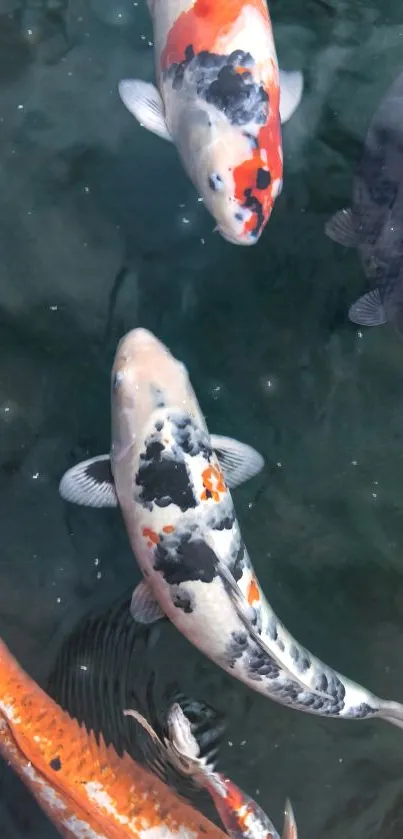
[90,0,137,25]
[259,374,278,394]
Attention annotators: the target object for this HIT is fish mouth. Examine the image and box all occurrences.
[114,329,172,371]
[116,328,161,354]
[215,225,257,246]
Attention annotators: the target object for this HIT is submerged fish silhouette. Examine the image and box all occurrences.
[326,70,403,335]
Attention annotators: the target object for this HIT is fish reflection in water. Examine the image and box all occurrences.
[47,591,227,805]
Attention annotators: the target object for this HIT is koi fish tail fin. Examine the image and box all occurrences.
[378,699,403,730]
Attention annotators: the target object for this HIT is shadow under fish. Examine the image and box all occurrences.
[46,589,226,816]
[325,69,403,336]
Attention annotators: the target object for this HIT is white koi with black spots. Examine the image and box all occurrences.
[60,328,403,730]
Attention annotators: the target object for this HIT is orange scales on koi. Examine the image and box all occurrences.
[0,637,227,839]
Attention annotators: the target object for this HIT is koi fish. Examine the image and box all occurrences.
[325,70,403,333]
[60,328,403,730]
[118,0,303,245]
[0,635,226,839]
[124,702,297,839]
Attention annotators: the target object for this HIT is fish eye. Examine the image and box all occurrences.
[208,173,224,192]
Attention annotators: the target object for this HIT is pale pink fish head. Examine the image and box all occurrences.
[173,104,276,246]
[110,328,202,464]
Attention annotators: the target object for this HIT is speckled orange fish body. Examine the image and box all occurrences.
[119,0,302,244]
[0,638,226,839]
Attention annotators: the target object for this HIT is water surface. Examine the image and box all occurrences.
[1,2,403,836]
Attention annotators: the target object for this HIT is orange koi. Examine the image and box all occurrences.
[0,637,226,839]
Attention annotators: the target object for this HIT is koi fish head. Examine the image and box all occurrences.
[163,34,283,247]
[153,0,286,246]
[172,100,281,245]
[110,328,204,468]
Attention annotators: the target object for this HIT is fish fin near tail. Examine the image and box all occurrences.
[130,581,165,624]
[210,435,264,489]
[59,455,118,507]
[348,289,387,327]
[325,208,356,247]
[378,699,403,731]
[279,69,304,123]
[124,703,217,784]
[283,798,298,839]
[118,79,173,142]
[166,703,211,776]
[123,708,162,743]
[123,707,176,782]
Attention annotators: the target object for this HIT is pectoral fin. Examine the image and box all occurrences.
[279,69,304,123]
[211,435,264,489]
[130,580,165,624]
[59,455,118,508]
[282,799,298,839]
[118,79,172,141]
[348,289,386,326]
[59,432,264,510]
[325,208,356,247]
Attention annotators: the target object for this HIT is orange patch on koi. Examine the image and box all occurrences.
[163,525,175,534]
[201,465,226,502]
[142,527,160,545]
[223,779,250,828]
[247,577,260,606]
[0,638,227,839]
[161,0,271,70]
[233,71,281,239]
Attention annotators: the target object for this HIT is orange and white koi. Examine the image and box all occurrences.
[0,636,226,839]
[124,702,297,839]
[60,328,403,731]
[118,0,303,245]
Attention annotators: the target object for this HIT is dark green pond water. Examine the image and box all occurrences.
[1,1,403,836]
